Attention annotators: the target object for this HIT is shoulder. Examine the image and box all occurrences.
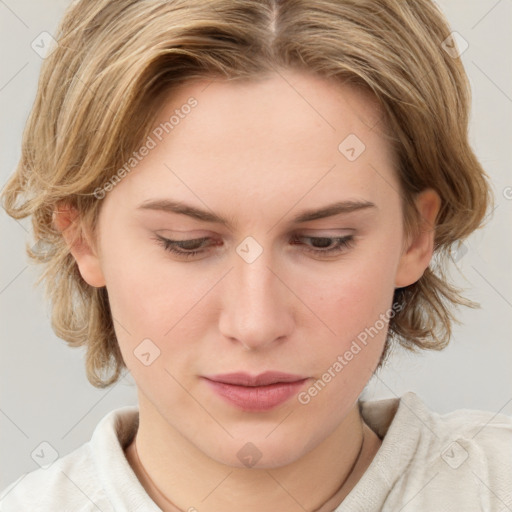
[0,406,141,512]
[0,440,113,512]
[406,392,512,461]
[353,392,512,511]
[389,393,512,510]
[368,391,512,445]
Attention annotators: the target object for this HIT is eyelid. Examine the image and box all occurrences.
[292,228,356,235]
[153,229,354,247]
[153,232,357,260]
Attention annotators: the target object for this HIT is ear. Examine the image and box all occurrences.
[395,189,441,288]
[52,203,106,288]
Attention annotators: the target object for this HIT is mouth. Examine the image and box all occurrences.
[201,372,309,411]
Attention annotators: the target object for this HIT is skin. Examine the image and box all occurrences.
[55,69,440,511]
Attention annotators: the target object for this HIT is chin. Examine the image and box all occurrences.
[200,433,315,470]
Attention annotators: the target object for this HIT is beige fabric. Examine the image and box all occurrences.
[1,392,511,511]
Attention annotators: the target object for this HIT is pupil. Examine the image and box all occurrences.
[313,238,332,248]
[181,240,202,250]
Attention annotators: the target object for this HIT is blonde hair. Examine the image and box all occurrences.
[2,0,492,387]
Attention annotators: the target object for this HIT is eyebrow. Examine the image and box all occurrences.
[137,198,377,229]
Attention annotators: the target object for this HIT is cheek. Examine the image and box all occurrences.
[99,234,223,374]
[301,243,399,367]
[294,259,397,414]
[101,255,198,400]
[336,258,396,330]
[97,231,192,349]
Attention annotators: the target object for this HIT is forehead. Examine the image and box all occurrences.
[105,70,399,218]
[162,70,387,160]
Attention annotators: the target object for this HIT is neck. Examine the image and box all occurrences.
[125,399,381,512]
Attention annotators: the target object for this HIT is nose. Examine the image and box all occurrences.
[218,245,294,351]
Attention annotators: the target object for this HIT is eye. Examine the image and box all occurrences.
[290,235,355,256]
[154,233,355,260]
[154,235,212,259]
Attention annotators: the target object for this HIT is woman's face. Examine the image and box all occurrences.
[77,70,437,467]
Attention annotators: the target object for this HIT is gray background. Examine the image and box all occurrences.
[1,0,511,491]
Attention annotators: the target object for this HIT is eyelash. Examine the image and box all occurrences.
[154,234,355,259]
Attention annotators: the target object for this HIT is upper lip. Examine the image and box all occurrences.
[203,371,308,387]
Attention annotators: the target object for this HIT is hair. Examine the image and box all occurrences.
[1,0,493,388]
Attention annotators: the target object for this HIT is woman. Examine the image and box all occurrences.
[1,0,510,510]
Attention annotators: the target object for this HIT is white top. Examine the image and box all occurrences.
[1,391,511,511]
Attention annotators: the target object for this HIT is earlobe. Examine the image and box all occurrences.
[394,189,441,288]
[52,203,106,288]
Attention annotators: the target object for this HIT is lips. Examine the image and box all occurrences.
[202,371,309,411]
[204,371,307,386]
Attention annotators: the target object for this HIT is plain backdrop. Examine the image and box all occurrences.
[1,0,511,491]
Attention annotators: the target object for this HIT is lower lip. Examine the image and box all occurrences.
[203,378,309,412]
